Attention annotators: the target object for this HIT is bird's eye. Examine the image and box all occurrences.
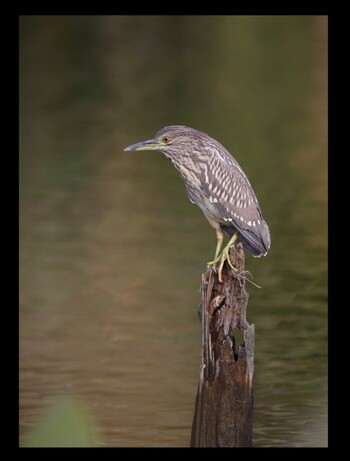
[162,136,172,144]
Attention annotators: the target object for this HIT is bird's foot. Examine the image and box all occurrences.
[207,245,237,283]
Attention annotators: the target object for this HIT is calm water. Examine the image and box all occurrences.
[19,16,327,447]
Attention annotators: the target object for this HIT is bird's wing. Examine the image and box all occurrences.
[200,153,270,256]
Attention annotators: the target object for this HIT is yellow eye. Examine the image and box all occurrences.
[162,136,172,144]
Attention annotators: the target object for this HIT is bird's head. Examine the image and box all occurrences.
[124,125,204,159]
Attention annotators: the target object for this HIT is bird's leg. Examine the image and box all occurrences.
[207,231,239,283]
[206,227,223,274]
[214,229,224,261]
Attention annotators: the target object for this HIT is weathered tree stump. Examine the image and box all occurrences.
[190,242,255,447]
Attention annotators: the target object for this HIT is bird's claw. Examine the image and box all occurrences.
[207,246,237,283]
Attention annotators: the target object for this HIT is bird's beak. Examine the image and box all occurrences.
[124,139,160,152]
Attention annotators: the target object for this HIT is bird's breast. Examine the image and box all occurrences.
[185,182,223,220]
[171,156,224,221]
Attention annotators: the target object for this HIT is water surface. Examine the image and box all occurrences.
[19,15,327,447]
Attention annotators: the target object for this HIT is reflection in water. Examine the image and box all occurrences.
[22,397,102,447]
[20,16,327,447]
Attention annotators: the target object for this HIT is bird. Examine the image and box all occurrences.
[124,125,270,282]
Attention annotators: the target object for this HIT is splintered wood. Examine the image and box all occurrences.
[191,242,255,447]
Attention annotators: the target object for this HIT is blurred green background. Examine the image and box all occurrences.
[19,15,327,447]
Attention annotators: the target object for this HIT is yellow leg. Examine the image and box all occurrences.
[207,231,239,283]
[214,229,224,260]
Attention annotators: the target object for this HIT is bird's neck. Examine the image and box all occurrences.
[170,155,200,185]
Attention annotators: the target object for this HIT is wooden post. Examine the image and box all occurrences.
[190,242,255,447]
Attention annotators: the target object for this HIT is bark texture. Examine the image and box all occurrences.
[191,242,255,447]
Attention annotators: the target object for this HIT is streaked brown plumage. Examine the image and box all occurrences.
[124,125,270,282]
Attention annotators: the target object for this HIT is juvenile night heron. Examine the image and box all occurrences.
[124,125,270,282]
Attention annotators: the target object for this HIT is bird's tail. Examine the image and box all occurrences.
[221,220,271,257]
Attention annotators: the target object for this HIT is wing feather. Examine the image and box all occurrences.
[201,151,271,256]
